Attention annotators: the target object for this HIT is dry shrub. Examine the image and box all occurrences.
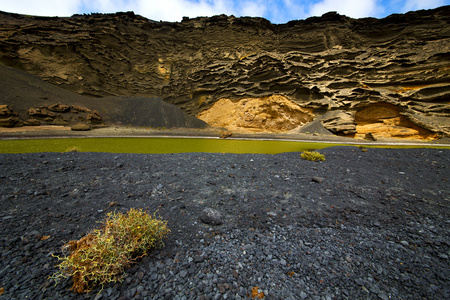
[300,151,325,162]
[53,208,170,293]
[65,146,80,152]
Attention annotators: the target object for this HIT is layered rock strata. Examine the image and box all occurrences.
[0,7,449,138]
[0,105,20,127]
[26,104,103,127]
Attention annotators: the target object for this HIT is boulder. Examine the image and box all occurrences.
[220,131,233,138]
[71,123,91,131]
[51,117,69,125]
[47,103,70,112]
[200,208,223,226]
[0,105,20,127]
[28,107,56,119]
[0,116,20,127]
[0,105,13,116]
[364,133,377,141]
[320,111,356,135]
[71,105,91,113]
[87,110,102,124]
[24,119,41,126]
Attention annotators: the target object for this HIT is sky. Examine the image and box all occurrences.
[0,0,448,24]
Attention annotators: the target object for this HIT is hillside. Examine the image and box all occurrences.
[0,65,207,129]
[0,7,449,139]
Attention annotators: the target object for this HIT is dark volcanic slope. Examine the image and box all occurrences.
[0,65,207,129]
[0,7,449,136]
[0,148,449,299]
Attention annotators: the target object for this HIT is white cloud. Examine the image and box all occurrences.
[402,0,446,12]
[134,0,235,21]
[84,0,136,12]
[0,0,81,16]
[0,0,447,23]
[0,0,237,21]
[239,0,268,17]
[309,0,379,18]
[267,0,307,23]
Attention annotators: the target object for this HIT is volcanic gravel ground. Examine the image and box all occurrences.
[0,147,449,299]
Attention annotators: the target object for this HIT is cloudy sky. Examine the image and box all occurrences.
[0,0,448,23]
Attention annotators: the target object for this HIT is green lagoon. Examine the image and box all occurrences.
[0,137,448,154]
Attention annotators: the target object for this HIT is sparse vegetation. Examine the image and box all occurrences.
[359,146,368,152]
[65,146,80,152]
[300,151,325,162]
[52,208,170,293]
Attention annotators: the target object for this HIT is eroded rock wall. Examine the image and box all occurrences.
[197,95,313,133]
[0,7,449,138]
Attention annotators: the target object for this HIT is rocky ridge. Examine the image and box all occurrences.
[0,7,449,138]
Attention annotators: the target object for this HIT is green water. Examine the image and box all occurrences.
[0,137,342,154]
[0,137,447,154]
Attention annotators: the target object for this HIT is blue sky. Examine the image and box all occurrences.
[0,0,448,23]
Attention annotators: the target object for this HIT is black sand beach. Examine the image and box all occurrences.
[0,147,449,299]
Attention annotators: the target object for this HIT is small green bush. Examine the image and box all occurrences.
[300,151,325,162]
[53,208,170,293]
[65,146,80,152]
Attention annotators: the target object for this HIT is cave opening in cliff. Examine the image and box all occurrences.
[354,102,437,140]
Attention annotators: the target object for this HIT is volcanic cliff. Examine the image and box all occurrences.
[0,7,449,139]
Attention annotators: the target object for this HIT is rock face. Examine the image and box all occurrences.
[197,95,313,133]
[0,7,449,138]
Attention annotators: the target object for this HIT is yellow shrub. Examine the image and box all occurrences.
[65,146,80,152]
[53,208,170,293]
[300,151,325,162]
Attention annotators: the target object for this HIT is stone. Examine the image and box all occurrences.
[70,105,91,113]
[47,103,70,112]
[0,105,20,127]
[200,208,223,225]
[71,123,91,131]
[320,111,356,135]
[87,110,103,124]
[312,177,324,183]
[28,107,56,119]
[0,116,20,127]
[364,132,377,141]
[51,116,69,125]
[220,131,233,138]
[23,119,41,126]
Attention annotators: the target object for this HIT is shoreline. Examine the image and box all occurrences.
[1,125,449,147]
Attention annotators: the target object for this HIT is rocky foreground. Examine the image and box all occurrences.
[0,147,449,299]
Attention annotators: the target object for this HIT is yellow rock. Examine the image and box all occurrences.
[197,95,313,133]
[354,103,437,140]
